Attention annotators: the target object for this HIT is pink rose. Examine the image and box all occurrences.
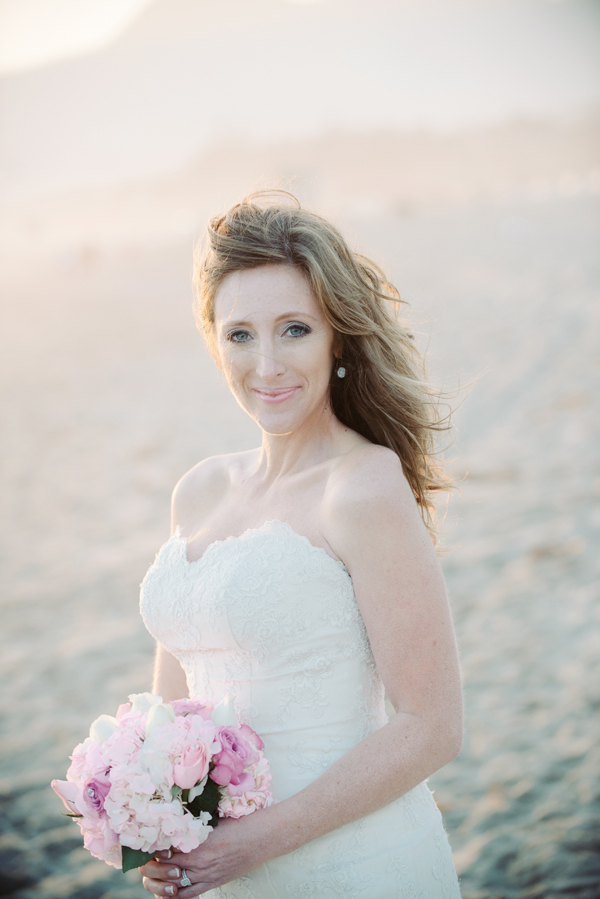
[223,770,256,796]
[210,726,261,788]
[218,726,261,766]
[210,751,243,787]
[238,724,264,752]
[173,742,210,790]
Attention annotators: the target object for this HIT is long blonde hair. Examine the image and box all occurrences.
[194,191,452,538]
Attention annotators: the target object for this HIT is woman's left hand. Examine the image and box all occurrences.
[139,812,272,897]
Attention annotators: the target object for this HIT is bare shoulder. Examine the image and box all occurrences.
[324,443,417,519]
[171,450,256,535]
[322,444,431,564]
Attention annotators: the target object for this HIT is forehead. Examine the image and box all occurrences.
[214,264,321,325]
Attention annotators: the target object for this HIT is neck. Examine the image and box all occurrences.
[254,401,346,484]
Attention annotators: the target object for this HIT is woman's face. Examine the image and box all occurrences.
[213,264,338,435]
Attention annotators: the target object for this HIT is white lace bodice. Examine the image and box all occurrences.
[140,519,461,897]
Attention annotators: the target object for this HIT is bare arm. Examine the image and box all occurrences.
[152,643,188,701]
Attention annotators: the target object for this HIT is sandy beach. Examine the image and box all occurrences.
[1,154,599,897]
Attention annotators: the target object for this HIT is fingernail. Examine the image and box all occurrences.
[169,868,180,878]
[166,887,175,896]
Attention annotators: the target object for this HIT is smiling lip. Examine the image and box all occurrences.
[253,387,300,404]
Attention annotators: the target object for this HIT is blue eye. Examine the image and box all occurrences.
[227,329,251,343]
[285,323,311,338]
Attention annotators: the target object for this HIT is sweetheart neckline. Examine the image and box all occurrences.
[172,519,349,572]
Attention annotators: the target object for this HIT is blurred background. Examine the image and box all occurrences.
[1,0,599,896]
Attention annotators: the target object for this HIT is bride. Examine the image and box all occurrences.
[138,192,463,897]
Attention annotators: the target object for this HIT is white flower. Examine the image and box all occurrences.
[89,714,119,744]
[128,692,163,714]
[211,693,239,727]
[145,703,175,739]
[139,742,173,788]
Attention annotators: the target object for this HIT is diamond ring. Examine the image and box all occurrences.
[180,868,192,887]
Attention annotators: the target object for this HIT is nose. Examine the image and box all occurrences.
[254,347,285,381]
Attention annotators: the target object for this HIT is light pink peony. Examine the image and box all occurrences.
[68,737,106,781]
[82,813,122,867]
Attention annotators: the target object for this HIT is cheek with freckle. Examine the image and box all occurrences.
[218,354,261,417]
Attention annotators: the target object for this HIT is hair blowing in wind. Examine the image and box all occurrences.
[194,190,452,538]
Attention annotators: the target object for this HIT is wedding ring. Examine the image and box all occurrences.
[180,869,192,887]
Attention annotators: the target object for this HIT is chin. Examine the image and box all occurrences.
[254,409,303,436]
[256,418,298,436]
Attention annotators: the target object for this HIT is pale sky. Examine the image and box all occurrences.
[0,0,326,73]
[1,0,598,196]
[0,0,155,73]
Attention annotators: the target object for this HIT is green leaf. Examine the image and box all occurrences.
[121,845,156,874]
[62,812,83,818]
[186,777,221,826]
[171,785,182,799]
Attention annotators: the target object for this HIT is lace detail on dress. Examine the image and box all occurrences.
[395,782,437,830]
[432,829,462,898]
[386,852,430,899]
[286,819,376,896]
[139,531,203,652]
[276,648,336,723]
[354,659,387,740]
[210,875,261,899]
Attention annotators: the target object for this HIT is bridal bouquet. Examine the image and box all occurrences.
[51,692,273,873]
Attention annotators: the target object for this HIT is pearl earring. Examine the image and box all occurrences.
[337,366,346,378]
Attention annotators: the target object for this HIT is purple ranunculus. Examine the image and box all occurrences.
[82,776,111,816]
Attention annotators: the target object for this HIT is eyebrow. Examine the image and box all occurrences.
[220,311,319,330]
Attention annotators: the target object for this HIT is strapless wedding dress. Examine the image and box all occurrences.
[140,519,461,898]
